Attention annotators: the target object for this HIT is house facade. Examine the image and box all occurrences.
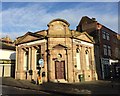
[15,19,97,83]
[0,36,16,77]
[76,16,120,80]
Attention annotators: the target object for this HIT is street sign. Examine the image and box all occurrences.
[38,59,44,67]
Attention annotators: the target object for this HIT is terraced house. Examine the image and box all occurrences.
[0,36,16,78]
[15,19,98,83]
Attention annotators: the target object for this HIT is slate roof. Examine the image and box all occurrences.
[0,41,15,51]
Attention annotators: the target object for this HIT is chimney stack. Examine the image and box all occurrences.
[92,18,96,21]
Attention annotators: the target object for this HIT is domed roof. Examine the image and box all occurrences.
[47,18,70,27]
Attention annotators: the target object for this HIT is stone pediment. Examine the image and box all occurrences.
[16,32,44,44]
[75,32,94,43]
[53,44,67,49]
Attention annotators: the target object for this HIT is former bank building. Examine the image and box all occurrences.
[15,19,98,83]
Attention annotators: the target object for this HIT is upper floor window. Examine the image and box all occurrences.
[108,46,111,56]
[103,45,111,56]
[102,31,106,39]
[102,30,110,41]
[103,45,107,56]
[106,33,110,41]
[114,47,119,58]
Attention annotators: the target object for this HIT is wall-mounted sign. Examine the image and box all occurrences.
[73,39,81,44]
[38,59,44,67]
[0,60,15,64]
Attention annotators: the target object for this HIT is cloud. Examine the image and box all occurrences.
[2,2,118,40]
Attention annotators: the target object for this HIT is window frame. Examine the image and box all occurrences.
[103,45,111,56]
[103,45,107,56]
[102,30,110,41]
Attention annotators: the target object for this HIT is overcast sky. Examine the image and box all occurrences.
[1,1,119,40]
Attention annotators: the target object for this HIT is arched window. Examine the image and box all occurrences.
[36,49,41,67]
[76,45,81,70]
[85,48,90,70]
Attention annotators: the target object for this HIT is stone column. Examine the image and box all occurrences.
[47,49,52,82]
[91,47,98,80]
[80,46,84,70]
[67,49,73,83]
[15,46,18,79]
[41,44,47,82]
[28,47,31,71]
[15,46,19,79]
[73,44,78,82]
[44,44,48,82]
[81,46,86,80]
[18,48,24,79]
[31,47,37,81]
[27,47,32,80]
[65,48,68,81]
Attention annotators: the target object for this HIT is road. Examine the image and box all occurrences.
[1,85,58,96]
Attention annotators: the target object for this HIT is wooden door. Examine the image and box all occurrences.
[55,61,65,79]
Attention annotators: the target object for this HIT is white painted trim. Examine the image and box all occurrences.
[81,41,93,47]
[0,49,16,60]
[73,39,93,47]
[18,39,46,47]
[0,49,15,52]
[109,59,118,65]
[0,64,11,66]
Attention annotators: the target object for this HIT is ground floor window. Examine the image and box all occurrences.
[76,45,81,70]
[24,51,29,71]
[85,49,90,70]
[36,47,41,69]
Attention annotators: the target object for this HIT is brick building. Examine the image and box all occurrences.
[76,16,120,80]
[15,19,97,83]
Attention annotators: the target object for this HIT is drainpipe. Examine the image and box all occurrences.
[97,24,103,79]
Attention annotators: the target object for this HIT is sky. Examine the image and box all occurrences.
[0,1,119,40]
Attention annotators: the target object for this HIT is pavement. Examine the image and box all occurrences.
[1,77,120,95]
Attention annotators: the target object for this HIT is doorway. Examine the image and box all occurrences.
[55,61,65,79]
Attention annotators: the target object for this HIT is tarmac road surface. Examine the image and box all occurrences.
[1,85,55,96]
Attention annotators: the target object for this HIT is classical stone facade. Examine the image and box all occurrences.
[15,19,97,83]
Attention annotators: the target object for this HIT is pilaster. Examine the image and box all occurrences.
[31,47,37,80]
[47,49,52,81]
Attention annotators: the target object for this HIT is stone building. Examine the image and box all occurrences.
[15,19,97,83]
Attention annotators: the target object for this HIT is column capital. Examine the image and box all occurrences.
[22,47,29,51]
